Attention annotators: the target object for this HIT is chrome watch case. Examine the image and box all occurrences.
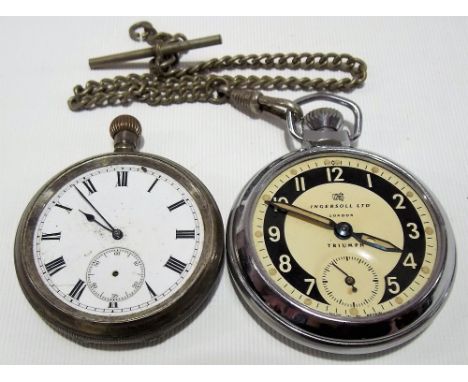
[226,94,456,354]
[15,116,224,348]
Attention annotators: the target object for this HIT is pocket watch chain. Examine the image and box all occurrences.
[68,21,367,114]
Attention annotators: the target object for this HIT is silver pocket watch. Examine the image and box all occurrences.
[227,93,456,354]
[15,115,224,347]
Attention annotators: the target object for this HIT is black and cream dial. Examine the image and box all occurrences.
[252,155,437,318]
[34,164,203,316]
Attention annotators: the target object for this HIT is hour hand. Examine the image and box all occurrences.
[267,201,336,230]
[74,185,123,240]
[352,232,402,253]
[78,210,123,240]
[79,210,113,233]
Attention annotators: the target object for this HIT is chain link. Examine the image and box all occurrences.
[68,23,367,112]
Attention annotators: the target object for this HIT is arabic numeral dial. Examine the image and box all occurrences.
[252,155,439,318]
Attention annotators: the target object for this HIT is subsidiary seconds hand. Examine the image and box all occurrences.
[331,263,358,293]
[74,185,123,240]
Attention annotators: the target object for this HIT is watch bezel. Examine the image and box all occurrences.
[15,152,224,347]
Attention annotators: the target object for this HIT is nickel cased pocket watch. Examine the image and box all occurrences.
[227,93,456,354]
[15,115,223,347]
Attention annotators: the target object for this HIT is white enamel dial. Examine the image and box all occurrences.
[33,164,204,316]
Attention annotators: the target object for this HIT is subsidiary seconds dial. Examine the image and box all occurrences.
[86,247,146,303]
[321,255,380,310]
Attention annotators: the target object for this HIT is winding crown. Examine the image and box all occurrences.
[303,107,343,131]
[109,115,142,138]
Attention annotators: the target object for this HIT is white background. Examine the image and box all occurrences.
[0,17,467,364]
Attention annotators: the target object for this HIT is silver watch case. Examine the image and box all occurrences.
[15,152,224,348]
[227,146,456,355]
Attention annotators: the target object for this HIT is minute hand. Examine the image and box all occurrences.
[267,201,336,229]
[74,185,115,231]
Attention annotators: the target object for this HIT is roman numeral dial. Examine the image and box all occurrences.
[55,203,72,212]
[146,282,157,298]
[69,279,86,300]
[168,199,186,211]
[33,164,204,317]
[117,171,128,187]
[147,176,160,193]
[164,256,187,274]
[41,232,61,241]
[44,256,66,276]
[176,230,195,239]
[82,179,97,194]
